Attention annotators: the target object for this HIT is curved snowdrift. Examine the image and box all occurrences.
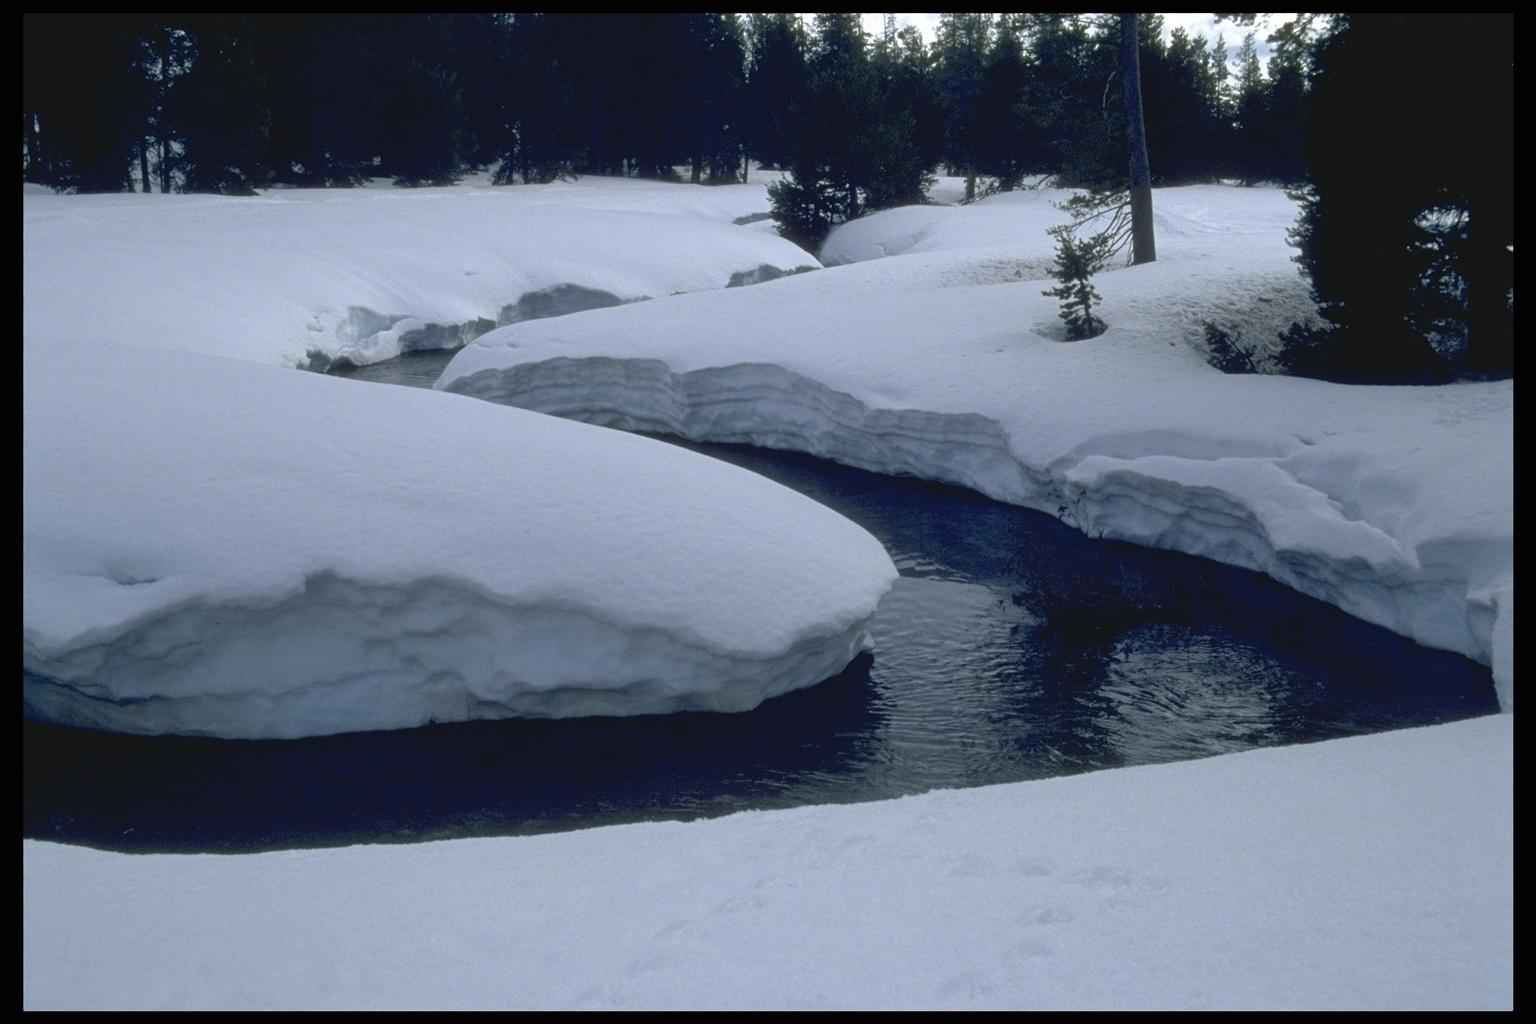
[22,184,819,370]
[820,184,1300,267]
[438,256,1513,711]
[23,342,896,738]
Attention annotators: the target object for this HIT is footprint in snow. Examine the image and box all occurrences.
[1014,903,1075,928]
[1012,856,1055,878]
[947,852,998,879]
[1003,938,1055,963]
[937,969,996,1002]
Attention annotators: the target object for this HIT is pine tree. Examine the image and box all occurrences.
[1232,32,1267,186]
[744,14,808,172]
[372,16,471,186]
[499,13,594,184]
[934,13,991,201]
[1021,14,1121,190]
[974,15,1034,189]
[142,23,195,192]
[24,14,150,192]
[174,15,273,194]
[453,14,514,172]
[1283,14,1510,380]
[1154,27,1223,184]
[1043,225,1110,340]
[1261,17,1312,184]
[256,15,389,187]
[768,14,871,248]
[860,24,939,209]
[683,14,747,184]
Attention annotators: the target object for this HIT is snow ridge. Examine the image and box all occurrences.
[24,573,874,740]
[441,356,1511,709]
[22,187,823,370]
[24,341,897,739]
[313,285,638,370]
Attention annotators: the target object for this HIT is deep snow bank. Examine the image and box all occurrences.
[439,190,1512,710]
[819,185,1316,360]
[22,181,817,369]
[821,184,1300,268]
[22,341,895,738]
[23,713,1511,1009]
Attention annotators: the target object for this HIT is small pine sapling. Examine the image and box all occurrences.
[1201,320,1261,373]
[1043,224,1110,340]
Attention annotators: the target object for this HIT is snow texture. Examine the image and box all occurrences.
[22,175,1510,1012]
[22,340,896,738]
[439,186,1513,709]
[22,177,817,370]
[23,713,1512,1010]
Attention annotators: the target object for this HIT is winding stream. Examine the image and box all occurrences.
[22,349,1497,853]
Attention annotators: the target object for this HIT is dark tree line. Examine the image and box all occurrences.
[22,12,1316,198]
[22,13,1511,380]
[22,13,753,192]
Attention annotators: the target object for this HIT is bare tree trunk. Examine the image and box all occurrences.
[140,138,152,192]
[159,135,171,193]
[1120,13,1156,264]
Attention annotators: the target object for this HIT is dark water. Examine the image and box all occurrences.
[23,350,1499,853]
[331,347,464,388]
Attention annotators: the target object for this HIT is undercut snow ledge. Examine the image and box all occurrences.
[23,341,896,739]
[439,354,1513,710]
[22,187,822,369]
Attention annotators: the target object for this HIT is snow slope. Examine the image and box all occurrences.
[22,340,896,738]
[22,713,1511,1010]
[21,178,814,370]
[822,184,1297,266]
[438,186,1513,709]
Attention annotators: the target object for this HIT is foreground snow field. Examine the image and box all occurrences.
[22,176,818,370]
[23,340,895,738]
[438,186,1513,710]
[23,714,1511,1010]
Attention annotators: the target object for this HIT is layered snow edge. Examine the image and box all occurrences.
[22,187,822,370]
[23,575,874,739]
[23,342,897,739]
[442,356,1513,710]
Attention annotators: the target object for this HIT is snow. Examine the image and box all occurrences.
[437,185,1513,710]
[23,713,1512,1010]
[22,175,1510,1009]
[21,176,814,369]
[22,340,896,738]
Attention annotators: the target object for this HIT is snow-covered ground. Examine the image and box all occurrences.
[824,184,1316,358]
[23,713,1511,1010]
[438,185,1514,711]
[22,176,815,370]
[23,174,1512,1009]
[897,172,1055,209]
[23,340,895,738]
